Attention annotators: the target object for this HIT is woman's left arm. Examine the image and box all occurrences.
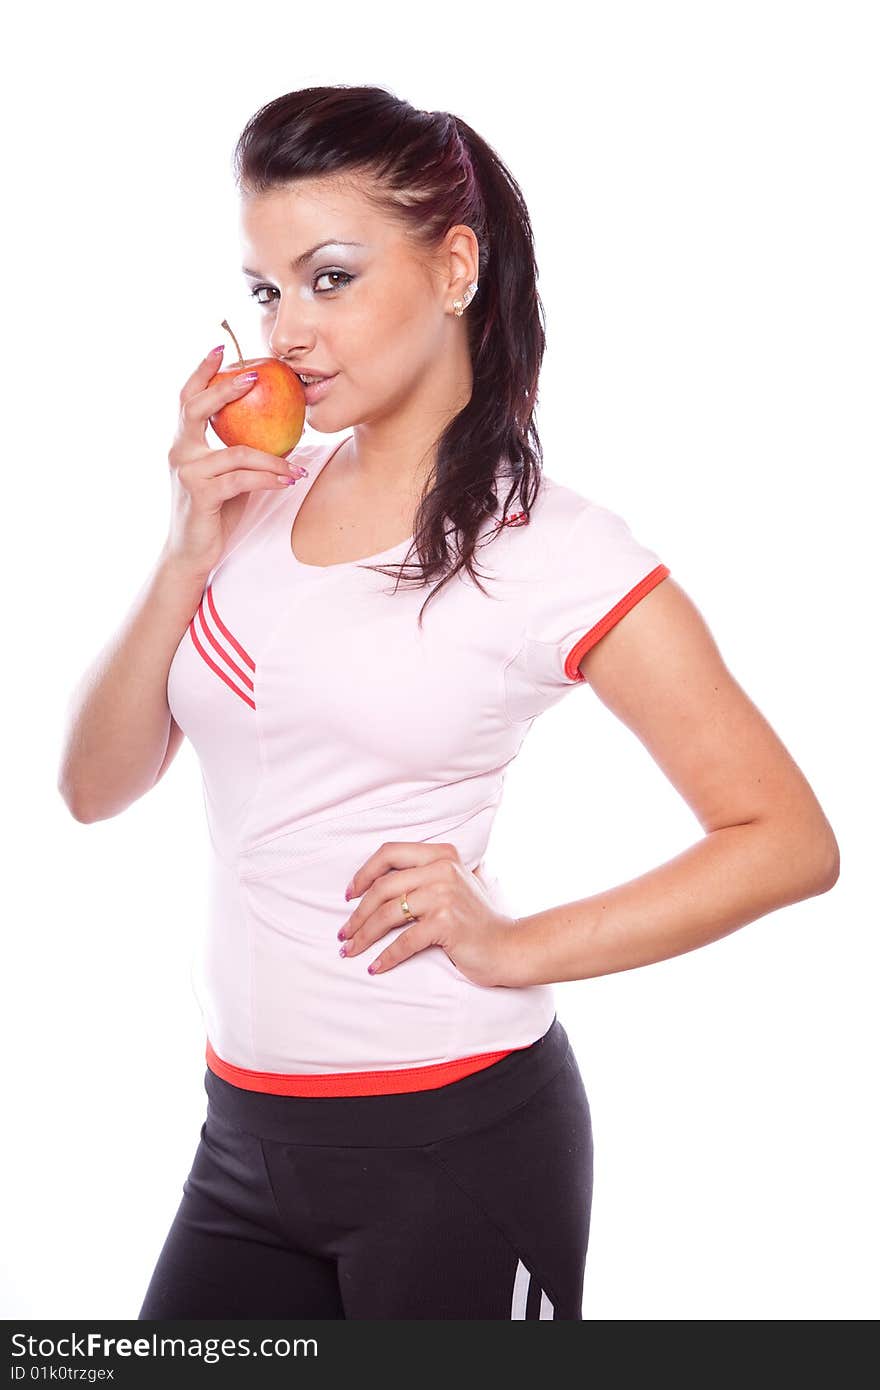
[499,576,841,988]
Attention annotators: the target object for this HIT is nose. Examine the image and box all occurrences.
[268,331,317,363]
[266,297,319,362]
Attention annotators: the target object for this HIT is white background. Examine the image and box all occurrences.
[2,0,876,1322]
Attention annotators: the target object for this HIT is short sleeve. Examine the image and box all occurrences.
[503,498,670,721]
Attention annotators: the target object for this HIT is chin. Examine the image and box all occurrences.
[303,410,349,435]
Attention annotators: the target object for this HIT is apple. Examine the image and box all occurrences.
[207,320,307,458]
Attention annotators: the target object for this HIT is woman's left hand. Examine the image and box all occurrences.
[338,842,518,987]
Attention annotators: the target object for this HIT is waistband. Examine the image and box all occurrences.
[205,1037,523,1097]
[203,1016,572,1148]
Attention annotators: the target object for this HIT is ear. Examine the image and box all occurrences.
[442,223,480,299]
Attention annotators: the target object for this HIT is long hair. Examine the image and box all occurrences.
[232,84,546,626]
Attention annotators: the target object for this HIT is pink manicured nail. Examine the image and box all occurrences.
[367,963,377,975]
[339,943,348,957]
[208,345,225,357]
[337,927,346,940]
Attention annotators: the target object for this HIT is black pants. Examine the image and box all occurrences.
[138,1016,593,1320]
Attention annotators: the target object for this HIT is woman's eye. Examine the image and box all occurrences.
[249,271,353,307]
[315,270,354,293]
[249,285,276,306]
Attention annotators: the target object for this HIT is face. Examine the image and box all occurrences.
[239,174,473,429]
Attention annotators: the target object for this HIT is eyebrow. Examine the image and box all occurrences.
[241,240,366,279]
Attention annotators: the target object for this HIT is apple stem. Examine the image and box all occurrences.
[221,319,245,367]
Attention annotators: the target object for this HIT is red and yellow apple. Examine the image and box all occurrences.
[207,322,306,458]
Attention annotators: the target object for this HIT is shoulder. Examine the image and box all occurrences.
[528,473,596,540]
[480,472,611,579]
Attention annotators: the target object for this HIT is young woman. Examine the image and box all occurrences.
[59,85,839,1320]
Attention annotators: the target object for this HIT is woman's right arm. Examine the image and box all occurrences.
[57,549,211,822]
[57,346,308,823]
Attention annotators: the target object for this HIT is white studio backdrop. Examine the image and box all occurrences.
[1,0,876,1321]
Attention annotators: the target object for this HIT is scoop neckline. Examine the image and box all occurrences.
[284,434,416,573]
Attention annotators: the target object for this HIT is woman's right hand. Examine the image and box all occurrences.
[164,347,308,577]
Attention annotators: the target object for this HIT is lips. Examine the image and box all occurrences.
[300,374,339,405]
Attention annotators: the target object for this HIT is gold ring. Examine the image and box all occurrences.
[400,893,417,923]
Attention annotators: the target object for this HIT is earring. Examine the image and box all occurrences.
[453,281,479,316]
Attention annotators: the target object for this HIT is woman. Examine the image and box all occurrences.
[59,85,839,1320]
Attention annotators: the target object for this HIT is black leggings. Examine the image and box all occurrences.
[138,1016,593,1320]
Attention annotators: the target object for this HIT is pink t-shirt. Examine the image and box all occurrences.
[166,433,670,1095]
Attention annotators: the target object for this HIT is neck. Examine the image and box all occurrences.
[341,342,473,499]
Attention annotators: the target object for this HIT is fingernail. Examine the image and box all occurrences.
[208,344,225,357]
[234,371,259,386]
[344,884,354,901]
[287,462,309,476]
[339,943,348,957]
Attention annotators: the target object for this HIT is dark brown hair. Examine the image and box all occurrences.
[232,84,546,625]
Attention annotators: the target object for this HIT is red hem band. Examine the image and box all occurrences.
[564,563,671,681]
[205,1038,524,1097]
